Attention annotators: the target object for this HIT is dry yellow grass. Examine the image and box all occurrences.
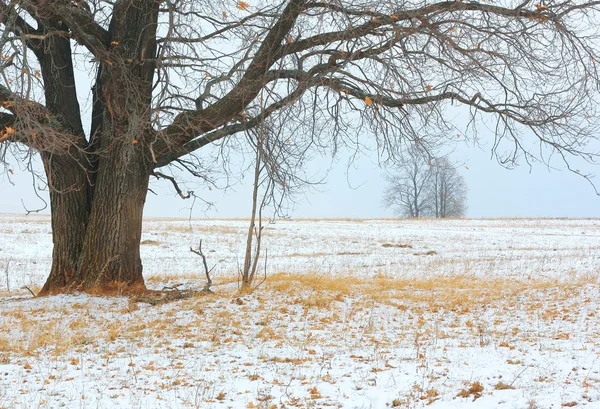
[494,381,515,390]
[0,270,596,366]
[264,271,591,310]
[160,223,242,235]
[140,239,161,246]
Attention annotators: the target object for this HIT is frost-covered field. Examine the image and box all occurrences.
[0,214,599,409]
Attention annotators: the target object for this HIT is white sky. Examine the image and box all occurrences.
[2,139,598,219]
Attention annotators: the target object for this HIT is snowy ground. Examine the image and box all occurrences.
[0,214,599,408]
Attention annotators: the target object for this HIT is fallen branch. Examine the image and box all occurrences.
[162,283,183,292]
[132,241,215,306]
[131,289,197,306]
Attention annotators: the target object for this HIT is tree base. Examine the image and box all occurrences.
[37,279,148,297]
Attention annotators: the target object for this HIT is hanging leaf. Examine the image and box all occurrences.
[364,96,373,105]
[237,1,250,11]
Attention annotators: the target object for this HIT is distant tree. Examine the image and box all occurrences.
[383,154,467,218]
[428,157,467,218]
[382,150,432,218]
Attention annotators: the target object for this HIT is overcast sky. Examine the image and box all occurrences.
[1,138,598,219]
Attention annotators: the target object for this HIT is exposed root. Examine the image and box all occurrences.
[38,280,148,297]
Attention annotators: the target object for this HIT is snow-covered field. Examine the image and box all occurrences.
[0,214,599,408]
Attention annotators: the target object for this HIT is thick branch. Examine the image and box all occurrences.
[305,0,560,22]
[0,83,83,151]
[0,112,15,129]
[283,0,551,57]
[17,0,109,56]
[160,0,308,150]
[155,75,311,168]
[0,3,37,37]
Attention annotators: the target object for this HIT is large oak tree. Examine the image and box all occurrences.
[0,0,599,294]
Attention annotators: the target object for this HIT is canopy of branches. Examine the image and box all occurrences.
[1,0,599,182]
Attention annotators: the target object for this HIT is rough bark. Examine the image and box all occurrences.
[32,21,92,295]
[39,154,91,294]
[38,0,159,294]
[76,143,150,292]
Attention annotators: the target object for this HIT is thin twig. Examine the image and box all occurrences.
[3,258,11,293]
[509,364,533,387]
[21,285,35,297]
[254,248,268,290]
[190,239,213,292]
[152,171,192,199]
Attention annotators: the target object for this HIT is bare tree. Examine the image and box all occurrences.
[240,127,269,291]
[241,106,306,290]
[382,149,432,218]
[428,157,467,218]
[1,0,600,294]
[384,154,467,218]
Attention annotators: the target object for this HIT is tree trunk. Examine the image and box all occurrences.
[34,27,92,295]
[38,154,91,295]
[76,142,150,293]
[39,138,151,295]
[241,142,263,290]
[38,1,159,295]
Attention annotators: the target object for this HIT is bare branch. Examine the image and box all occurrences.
[151,170,192,199]
[160,0,308,150]
[190,240,213,293]
[16,0,110,56]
